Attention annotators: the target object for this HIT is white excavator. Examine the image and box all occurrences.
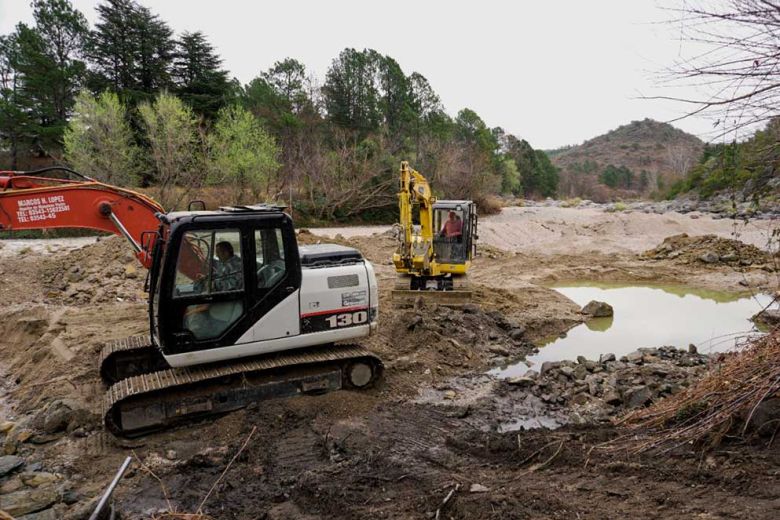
[0,167,383,436]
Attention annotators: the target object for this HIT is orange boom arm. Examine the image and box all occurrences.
[0,168,164,268]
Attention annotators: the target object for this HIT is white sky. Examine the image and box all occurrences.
[0,0,721,149]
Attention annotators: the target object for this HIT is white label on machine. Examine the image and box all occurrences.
[341,290,367,307]
[16,196,70,224]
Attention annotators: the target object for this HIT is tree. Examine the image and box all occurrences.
[0,34,34,168]
[322,48,382,133]
[208,105,280,204]
[498,156,521,195]
[262,58,308,113]
[24,0,88,150]
[88,0,174,104]
[63,90,138,185]
[657,1,780,136]
[173,31,231,119]
[138,92,201,209]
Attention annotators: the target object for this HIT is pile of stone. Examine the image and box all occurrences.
[0,399,98,519]
[642,233,773,267]
[41,236,145,305]
[505,346,710,423]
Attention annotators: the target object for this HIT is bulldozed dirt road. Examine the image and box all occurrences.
[0,207,779,519]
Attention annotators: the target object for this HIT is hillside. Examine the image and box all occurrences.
[548,119,704,201]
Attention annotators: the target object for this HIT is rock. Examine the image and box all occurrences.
[573,365,588,380]
[19,472,59,488]
[0,511,12,520]
[576,355,587,365]
[488,345,511,356]
[0,422,14,434]
[443,390,456,400]
[582,300,613,317]
[753,309,780,327]
[65,267,83,283]
[625,351,644,364]
[603,389,622,405]
[124,264,138,279]
[462,303,480,314]
[0,456,24,477]
[469,483,490,493]
[509,327,526,340]
[599,353,616,364]
[406,314,423,330]
[624,386,653,408]
[165,450,177,460]
[699,251,720,264]
[0,487,58,517]
[506,376,536,387]
[559,366,575,378]
[688,343,697,354]
[17,507,58,520]
[540,361,559,375]
[58,488,79,506]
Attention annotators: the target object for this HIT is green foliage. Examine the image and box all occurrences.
[668,119,780,199]
[599,164,634,189]
[502,135,558,197]
[63,90,138,184]
[208,105,280,204]
[87,0,175,104]
[0,33,34,168]
[138,92,201,209]
[0,1,88,158]
[498,156,521,195]
[173,31,232,119]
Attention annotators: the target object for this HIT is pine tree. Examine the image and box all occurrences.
[88,0,174,104]
[5,1,88,155]
[0,34,34,168]
[173,31,231,119]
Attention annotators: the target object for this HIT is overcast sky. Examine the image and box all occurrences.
[0,0,719,149]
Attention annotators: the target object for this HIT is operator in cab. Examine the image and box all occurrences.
[440,211,463,241]
[213,241,243,291]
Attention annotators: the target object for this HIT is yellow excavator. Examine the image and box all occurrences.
[392,161,477,305]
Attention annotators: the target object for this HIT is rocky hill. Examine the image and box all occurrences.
[548,119,704,201]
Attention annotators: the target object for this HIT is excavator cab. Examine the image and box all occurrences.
[149,205,302,363]
[432,200,478,266]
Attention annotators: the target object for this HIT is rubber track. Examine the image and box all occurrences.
[103,344,380,434]
[98,334,152,368]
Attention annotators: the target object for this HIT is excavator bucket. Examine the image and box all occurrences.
[390,277,472,307]
[390,288,473,307]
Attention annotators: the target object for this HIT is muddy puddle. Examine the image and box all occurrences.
[491,282,774,379]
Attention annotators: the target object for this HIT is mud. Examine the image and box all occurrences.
[0,208,779,519]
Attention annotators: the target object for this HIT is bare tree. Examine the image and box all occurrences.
[653,1,780,136]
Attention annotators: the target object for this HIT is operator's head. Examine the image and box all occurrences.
[448,210,456,221]
[216,241,234,261]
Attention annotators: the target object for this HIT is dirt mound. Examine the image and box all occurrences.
[643,233,773,267]
[40,237,145,305]
[365,303,533,388]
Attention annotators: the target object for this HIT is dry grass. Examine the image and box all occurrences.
[604,330,780,454]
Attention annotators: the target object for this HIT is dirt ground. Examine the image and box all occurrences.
[0,207,779,519]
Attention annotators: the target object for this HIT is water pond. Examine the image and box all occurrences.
[491,282,773,379]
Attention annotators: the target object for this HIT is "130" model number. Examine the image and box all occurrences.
[325,311,368,328]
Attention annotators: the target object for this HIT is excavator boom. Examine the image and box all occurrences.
[0,168,163,267]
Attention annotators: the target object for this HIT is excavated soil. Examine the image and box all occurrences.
[0,208,779,519]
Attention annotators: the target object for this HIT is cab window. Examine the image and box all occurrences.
[173,229,244,297]
[255,228,286,289]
